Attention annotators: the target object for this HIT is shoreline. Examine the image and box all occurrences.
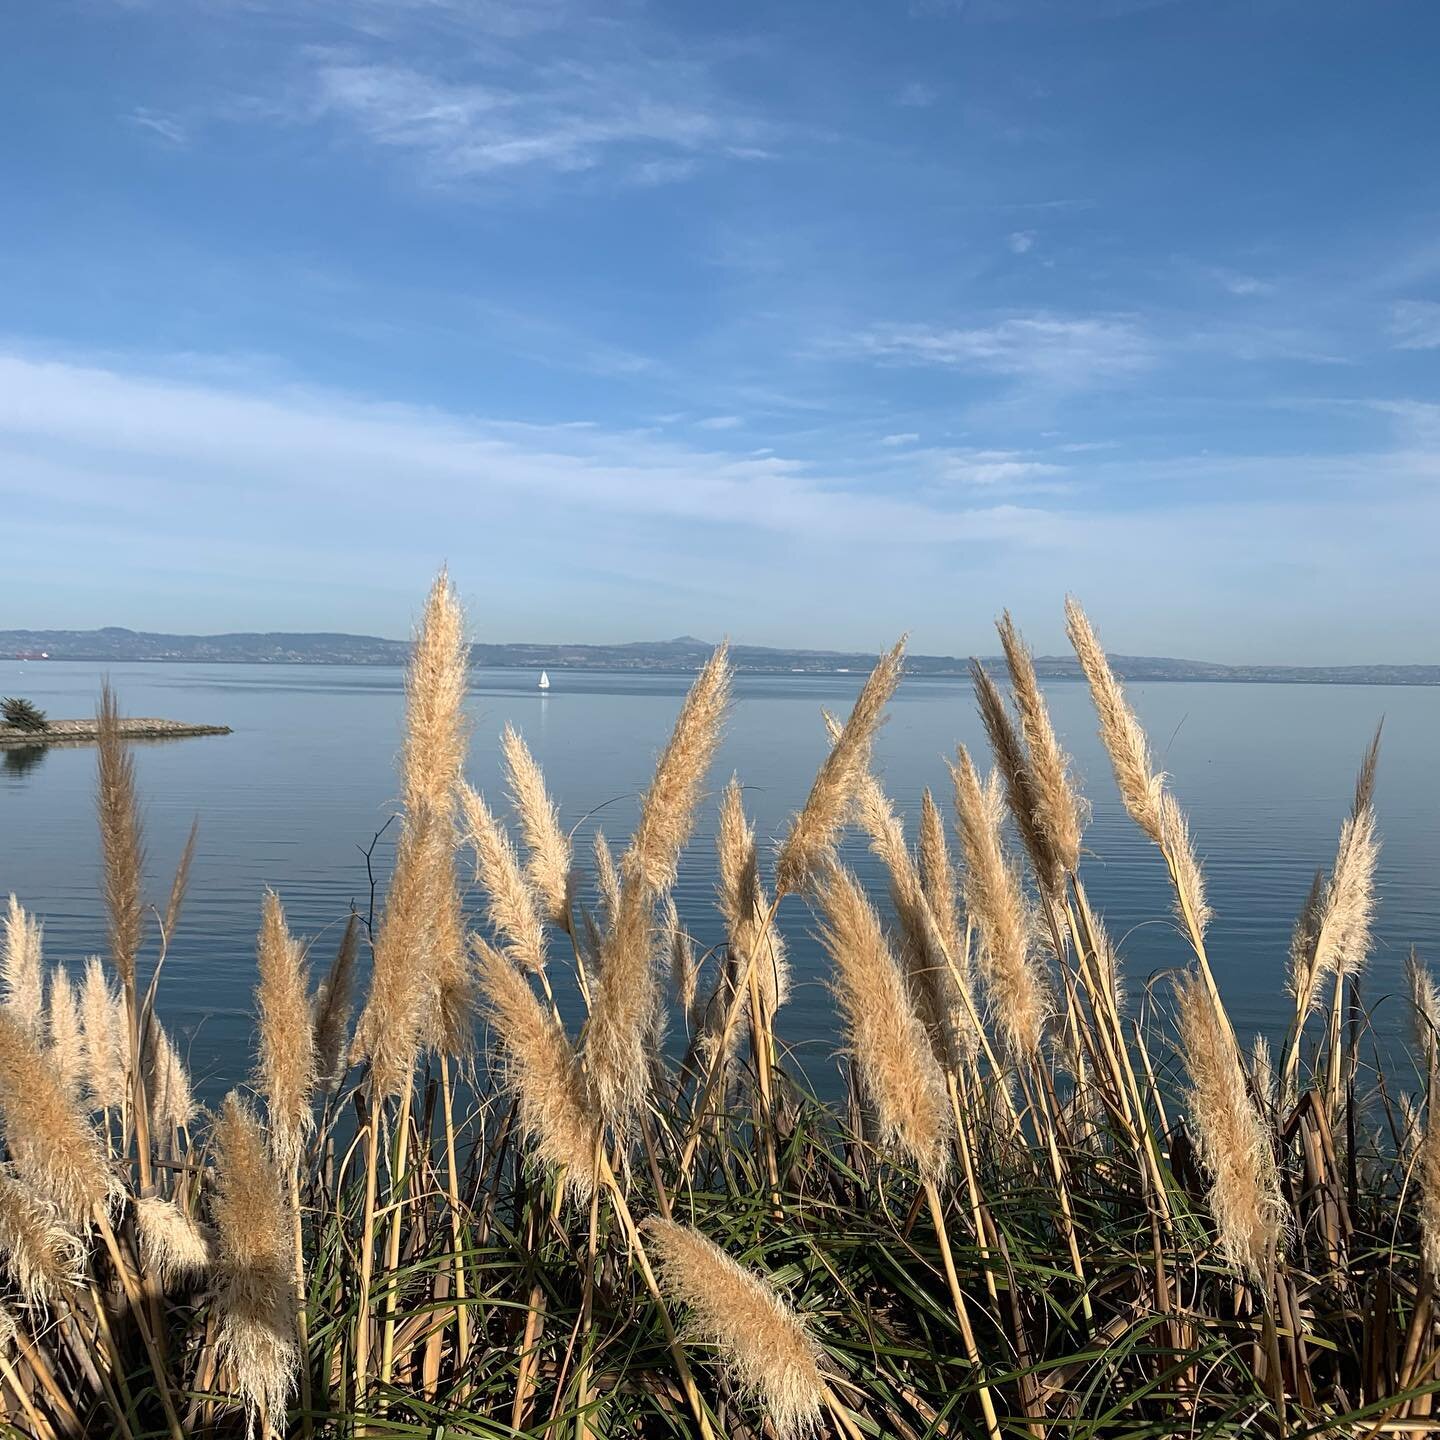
[0,718,232,748]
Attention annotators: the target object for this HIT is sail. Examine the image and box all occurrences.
[538,669,550,690]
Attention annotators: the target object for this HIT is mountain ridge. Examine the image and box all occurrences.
[3,627,1437,685]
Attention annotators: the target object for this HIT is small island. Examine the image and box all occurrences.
[0,716,232,747]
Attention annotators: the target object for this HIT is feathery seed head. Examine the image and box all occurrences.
[776,639,905,897]
[475,941,598,1199]
[1174,974,1284,1278]
[817,865,952,1182]
[950,745,1049,1058]
[1419,1108,1440,1279]
[918,788,963,970]
[502,724,574,931]
[0,1170,84,1305]
[1159,791,1212,943]
[1250,1034,1275,1108]
[460,783,549,974]
[662,895,698,1017]
[582,880,659,1139]
[136,1195,213,1287]
[642,1217,827,1440]
[1409,950,1440,1087]
[145,1023,197,1133]
[80,957,126,1112]
[971,659,1062,897]
[1318,805,1379,984]
[1064,599,1165,844]
[997,611,1084,875]
[2,897,45,1044]
[254,891,316,1168]
[0,1008,116,1228]
[716,776,789,1019]
[427,818,476,1058]
[854,773,969,1069]
[311,915,359,1090]
[47,966,85,1103]
[1285,868,1328,1016]
[400,569,469,822]
[352,814,432,1099]
[623,644,732,896]
[95,683,146,989]
[212,1093,298,1440]
[592,829,620,922]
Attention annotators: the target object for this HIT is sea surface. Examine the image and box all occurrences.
[2,660,1436,1102]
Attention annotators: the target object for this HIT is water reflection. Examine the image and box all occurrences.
[1,745,47,778]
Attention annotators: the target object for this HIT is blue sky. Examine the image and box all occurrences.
[2,0,1437,660]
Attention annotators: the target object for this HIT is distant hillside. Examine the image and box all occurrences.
[2,626,1436,685]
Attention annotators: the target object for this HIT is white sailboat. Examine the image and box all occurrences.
[538,669,551,691]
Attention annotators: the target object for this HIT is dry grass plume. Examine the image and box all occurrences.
[1175,974,1284,1278]
[96,682,146,990]
[475,941,598,1198]
[817,864,952,1182]
[502,723,574,931]
[212,1093,299,1439]
[950,745,1049,1058]
[642,1217,827,1440]
[0,1008,116,1227]
[255,890,316,1168]
[775,639,905,897]
[1064,599,1165,844]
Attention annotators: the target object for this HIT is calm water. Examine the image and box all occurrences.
[2,661,1436,1101]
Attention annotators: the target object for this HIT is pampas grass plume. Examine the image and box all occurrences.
[642,1217,827,1440]
[951,745,1049,1058]
[997,611,1084,876]
[0,1170,84,1305]
[0,1009,115,1228]
[311,914,358,1089]
[475,941,597,1198]
[623,644,731,896]
[2,897,44,1044]
[1175,974,1284,1278]
[352,815,431,1099]
[399,569,468,823]
[212,1093,298,1439]
[80,957,126,1112]
[136,1195,213,1287]
[817,864,952,1182]
[255,891,316,1167]
[502,724,573,930]
[95,683,146,989]
[146,1023,197,1133]
[47,966,85,1103]
[460,784,549,975]
[776,639,905,896]
[1064,599,1165,844]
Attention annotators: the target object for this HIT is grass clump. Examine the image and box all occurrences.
[0,571,1434,1439]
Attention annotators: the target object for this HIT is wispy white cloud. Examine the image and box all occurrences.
[696,414,744,430]
[927,448,1067,489]
[881,432,920,446]
[126,107,189,145]
[895,80,940,108]
[1007,230,1036,254]
[305,55,773,185]
[1390,299,1440,350]
[0,350,1052,551]
[3,348,1436,654]
[821,313,1152,387]
[1207,266,1274,297]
